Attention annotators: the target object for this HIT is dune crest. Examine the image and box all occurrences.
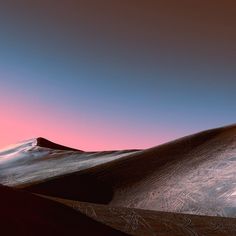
[36,137,83,151]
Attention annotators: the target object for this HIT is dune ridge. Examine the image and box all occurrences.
[36,137,83,151]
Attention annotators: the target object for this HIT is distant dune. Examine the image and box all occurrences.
[36,137,83,151]
[1,124,236,235]
[0,137,139,187]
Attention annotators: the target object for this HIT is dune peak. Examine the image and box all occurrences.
[36,137,82,151]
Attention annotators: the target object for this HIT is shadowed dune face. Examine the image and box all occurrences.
[26,173,113,204]
[19,125,236,218]
[0,185,127,236]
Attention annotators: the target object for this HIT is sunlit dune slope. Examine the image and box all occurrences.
[0,137,139,187]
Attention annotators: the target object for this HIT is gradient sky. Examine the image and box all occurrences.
[0,1,236,150]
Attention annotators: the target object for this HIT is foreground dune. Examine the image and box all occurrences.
[1,124,236,235]
[0,185,126,236]
[42,194,236,236]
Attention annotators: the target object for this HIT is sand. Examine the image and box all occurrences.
[0,185,126,235]
[1,124,236,235]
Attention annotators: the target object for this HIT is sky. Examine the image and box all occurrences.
[0,1,236,151]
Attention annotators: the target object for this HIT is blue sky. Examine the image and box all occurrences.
[0,1,235,150]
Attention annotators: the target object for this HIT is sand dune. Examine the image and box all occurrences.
[20,124,236,217]
[40,194,236,236]
[0,137,139,187]
[1,124,236,235]
[0,185,126,236]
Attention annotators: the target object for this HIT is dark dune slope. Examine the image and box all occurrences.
[0,185,127,236]
[24,173,114,204]
[24,124,236,217]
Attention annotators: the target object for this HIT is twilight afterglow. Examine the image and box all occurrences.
[0,1,235,150]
